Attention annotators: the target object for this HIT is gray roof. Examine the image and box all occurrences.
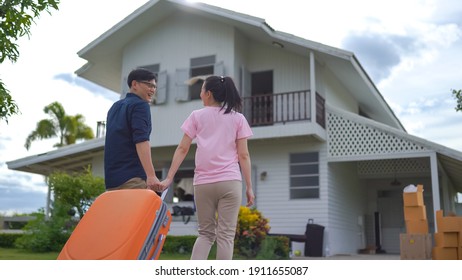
[7,138,105,175]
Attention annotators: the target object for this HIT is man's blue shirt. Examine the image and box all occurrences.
[104,93,152,189]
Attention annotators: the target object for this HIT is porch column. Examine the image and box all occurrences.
[310,51,316,122]
[45,184,51,220]
[429,152,440,232]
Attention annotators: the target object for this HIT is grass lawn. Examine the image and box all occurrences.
[0,248,59,260]
[0,247,198,260]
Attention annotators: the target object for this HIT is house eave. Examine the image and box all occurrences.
[6,138,105,176]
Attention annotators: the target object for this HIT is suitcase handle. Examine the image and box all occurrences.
[159,188,168,201]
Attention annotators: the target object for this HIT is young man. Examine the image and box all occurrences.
[104,68,160,191]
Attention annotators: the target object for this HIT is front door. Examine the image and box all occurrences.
[377,190,404,254]
[250,70,273,126]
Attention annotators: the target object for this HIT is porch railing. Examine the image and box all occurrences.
[242,90,325,128]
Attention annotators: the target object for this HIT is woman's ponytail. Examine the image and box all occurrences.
[204,76,242,114]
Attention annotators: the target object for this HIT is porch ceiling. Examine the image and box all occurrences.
[438,154,462,193]
[357,157,462,194]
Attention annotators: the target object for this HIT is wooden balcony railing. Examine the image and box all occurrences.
[242,90,325,128]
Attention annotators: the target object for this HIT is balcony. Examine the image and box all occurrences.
[242,90,325,128]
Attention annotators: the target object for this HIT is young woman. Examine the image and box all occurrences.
[158,75,255,260]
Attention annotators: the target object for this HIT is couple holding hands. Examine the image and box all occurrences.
[104,68,255,260]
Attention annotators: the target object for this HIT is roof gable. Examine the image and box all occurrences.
[76,0,404,130]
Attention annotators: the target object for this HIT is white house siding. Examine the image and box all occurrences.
[327,162,366,256]
[117,11,323,148]
[247,137,328,245]
[121,11,237,147]
[322,67,358,114]
[246,41,310,93]
[233,29,249,91]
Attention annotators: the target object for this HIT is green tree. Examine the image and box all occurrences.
[47,167,105,219]
[25,101,94,150]
[452,89,462,112]
[16,169,105,252]
[0,0,60,123]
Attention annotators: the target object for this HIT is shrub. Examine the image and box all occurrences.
[256,235,290,260]
[0,233,23,248]
[14,206,73,253]
[234,206,270,258]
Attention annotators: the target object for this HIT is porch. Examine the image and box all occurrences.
[242,90,325,128]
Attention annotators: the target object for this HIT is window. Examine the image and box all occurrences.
[139,64,162,105]
[140,64,160,75]
[121,64,168,105]
[289,152,319,199]
[175,57,224,102]
[189,55,215,100]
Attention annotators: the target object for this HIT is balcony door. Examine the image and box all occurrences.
[251,70,273,126]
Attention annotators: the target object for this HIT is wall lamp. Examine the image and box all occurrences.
[260,171,268,181]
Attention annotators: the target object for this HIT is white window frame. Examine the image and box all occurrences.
[289,152,320,199]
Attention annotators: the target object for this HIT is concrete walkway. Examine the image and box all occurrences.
[292,254,400,260]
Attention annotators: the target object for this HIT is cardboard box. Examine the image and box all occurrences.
[400,233,432,260]
[459,219,462,245]
[434,232,458,247]
[435,210,462,232]
[460,229,462,246]
[405,219,428,234]
[432,247,458,260]
[404,205,427,221]
[403,185,424,206]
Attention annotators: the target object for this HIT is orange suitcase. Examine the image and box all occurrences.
[57,189,171,260]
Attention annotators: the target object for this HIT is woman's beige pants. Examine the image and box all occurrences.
[191,180,242,260]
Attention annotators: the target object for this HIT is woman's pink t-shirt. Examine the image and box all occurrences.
[181,106,253,185]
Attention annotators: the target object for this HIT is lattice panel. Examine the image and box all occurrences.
[328,112,427,157]
[357,158,430,177]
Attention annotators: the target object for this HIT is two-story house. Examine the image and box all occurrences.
[8,0,462,256]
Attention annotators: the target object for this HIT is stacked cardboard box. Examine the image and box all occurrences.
[400,184,432,260]
[400,233,432,260]
[403,185,428,234]
[432,210,462,260]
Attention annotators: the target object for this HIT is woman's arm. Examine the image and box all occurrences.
[237,138,254,206]
[160,134,193,190]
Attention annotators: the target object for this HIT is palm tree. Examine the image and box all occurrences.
[25,102,94,150]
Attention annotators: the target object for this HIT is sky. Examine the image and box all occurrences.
[0,0,461,215]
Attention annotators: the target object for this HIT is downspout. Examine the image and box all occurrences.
[429,152,440,232]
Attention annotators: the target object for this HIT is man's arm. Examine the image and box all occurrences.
[136,140,159,190]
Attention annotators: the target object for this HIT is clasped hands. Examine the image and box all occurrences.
[146,176,172,193]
